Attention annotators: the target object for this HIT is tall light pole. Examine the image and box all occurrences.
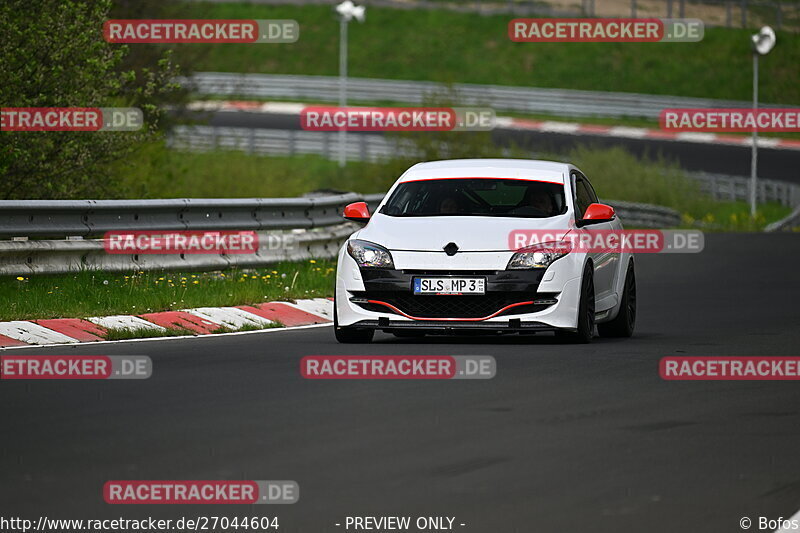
[335,1,366,168]
[749,26,776,217]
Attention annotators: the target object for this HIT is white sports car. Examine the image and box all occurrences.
[334,159,636,343]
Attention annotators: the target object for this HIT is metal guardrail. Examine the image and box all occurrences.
[0,193,364,275]
[0,192,679,276]
[181,73,774,121]
[0,225,356,276]
[691,171,800,207]
[605,201,681,228]
[169,126,800,207]
[0,194,359,238]
[168,125,400,162]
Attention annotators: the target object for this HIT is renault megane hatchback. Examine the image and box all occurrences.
[334,159,636,343]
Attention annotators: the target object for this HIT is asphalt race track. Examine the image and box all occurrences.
[2,234,799,533]
[201,110,800,183]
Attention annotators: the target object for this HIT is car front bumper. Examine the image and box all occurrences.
[335,246,584,332]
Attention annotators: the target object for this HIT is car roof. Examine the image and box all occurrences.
[398,159,569,185]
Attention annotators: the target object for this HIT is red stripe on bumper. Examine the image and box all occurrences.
[365,300,536,322]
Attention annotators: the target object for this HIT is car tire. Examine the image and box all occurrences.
[555,264,595,344]
[598,261,636,338]
[333,300,374,343]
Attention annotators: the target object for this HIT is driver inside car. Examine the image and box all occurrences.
[519,188,555,216]
[439,195,463,214]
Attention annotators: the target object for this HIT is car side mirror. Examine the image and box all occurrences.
[343,201,371,223]
[578,203,615,227]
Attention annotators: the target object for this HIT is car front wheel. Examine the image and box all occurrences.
[598,261,636,338]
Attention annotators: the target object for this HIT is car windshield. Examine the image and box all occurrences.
[379,178,567,218]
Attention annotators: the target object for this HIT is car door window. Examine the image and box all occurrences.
[582,176,599,205]
[572,172,596,218]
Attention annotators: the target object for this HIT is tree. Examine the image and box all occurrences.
[0,0,179,199]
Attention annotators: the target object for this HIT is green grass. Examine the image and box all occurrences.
[170,3,800,104]
[102,326,197,341]
[680,200,790,231]
[561,145,719,212]
[115,142,399,198]
[0,261,335,321]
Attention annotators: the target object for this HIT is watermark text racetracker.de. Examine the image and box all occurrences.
[301,356,496,380]
[661,108,800,132]
[660,357,800,381]
[508,229,704,254]
[509,18,703,42]
[103,231,273,255]
[0,356,151,380]
[103,480,298,504]
[301,106,496,132]
[1,108,142,132]
[104,19,299,43]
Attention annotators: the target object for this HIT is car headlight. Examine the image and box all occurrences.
[347,239,394,268]
[507,241,571,269]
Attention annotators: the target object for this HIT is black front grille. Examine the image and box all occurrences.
[353,292,553,319]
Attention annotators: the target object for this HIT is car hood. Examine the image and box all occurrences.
[354,213,574,252]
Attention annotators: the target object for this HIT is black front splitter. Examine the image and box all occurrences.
[350,319,559,334]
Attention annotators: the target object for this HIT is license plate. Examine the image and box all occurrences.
[413,277,486,295]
